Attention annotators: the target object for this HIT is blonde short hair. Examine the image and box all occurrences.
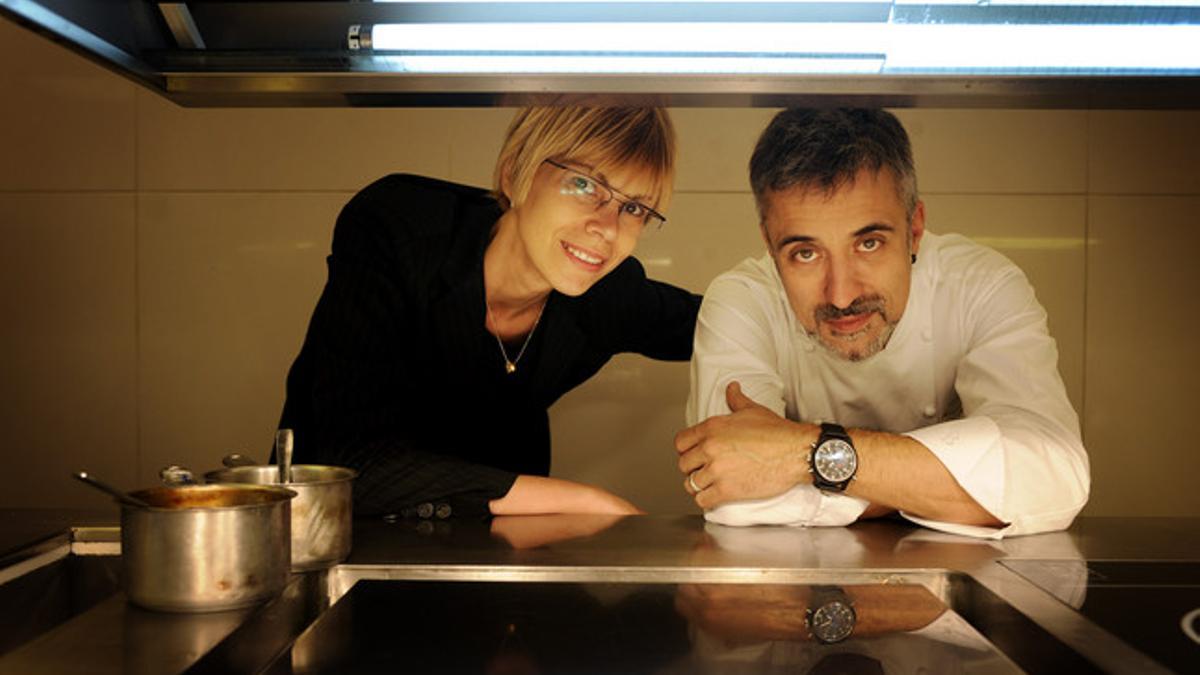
[493,107,676,213]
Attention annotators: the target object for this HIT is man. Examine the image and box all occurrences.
[675,109,1089,538]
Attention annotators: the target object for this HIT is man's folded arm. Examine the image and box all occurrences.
[686,272,871,527]
[899,267,1090,538]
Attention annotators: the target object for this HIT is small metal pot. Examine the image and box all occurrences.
[121,484,296,613]
[205,464,356,571]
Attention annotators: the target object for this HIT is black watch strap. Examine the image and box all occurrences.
[819,422,851,443]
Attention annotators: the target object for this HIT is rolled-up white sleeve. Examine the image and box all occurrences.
[688,266,868,528]
[901,263,1090,539]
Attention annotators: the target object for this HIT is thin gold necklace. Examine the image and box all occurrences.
[486,298,546,374]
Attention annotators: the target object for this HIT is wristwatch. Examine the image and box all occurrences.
[805,585,857,644]
[810,422,858,492]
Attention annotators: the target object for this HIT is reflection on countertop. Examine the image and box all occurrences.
[276,580,1025,675]
[0,513,1196,675]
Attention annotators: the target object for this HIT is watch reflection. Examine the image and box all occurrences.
[673,582,1001,674]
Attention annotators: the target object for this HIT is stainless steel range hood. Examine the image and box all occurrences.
[3,0,1199,108]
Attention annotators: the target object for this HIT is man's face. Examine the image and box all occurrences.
[761,168,925,362]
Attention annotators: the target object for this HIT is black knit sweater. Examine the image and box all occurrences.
[279,175,701,518]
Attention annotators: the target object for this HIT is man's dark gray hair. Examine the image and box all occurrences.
[749,108,918,223]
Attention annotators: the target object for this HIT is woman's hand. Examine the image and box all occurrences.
[489,475,644,516]
[490,513,625,549]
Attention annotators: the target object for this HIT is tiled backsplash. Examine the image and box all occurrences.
[1,17,1197,516]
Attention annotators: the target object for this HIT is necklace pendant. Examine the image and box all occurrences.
[486,297,546,378]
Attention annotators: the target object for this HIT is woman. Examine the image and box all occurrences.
[280,107,701,518]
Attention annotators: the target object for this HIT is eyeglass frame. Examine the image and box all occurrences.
[542,159,667,231]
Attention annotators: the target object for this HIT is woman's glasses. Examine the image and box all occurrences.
[544,159,666,233]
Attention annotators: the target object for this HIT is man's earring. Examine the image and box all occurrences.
[911,254,917,264]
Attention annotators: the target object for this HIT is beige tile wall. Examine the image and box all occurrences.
[136,192,346,484]
[2,17,1198,517]
[0,193,138,510]
[1084,196,1200,516]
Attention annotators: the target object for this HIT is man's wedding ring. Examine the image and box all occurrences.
[688,471,701,494]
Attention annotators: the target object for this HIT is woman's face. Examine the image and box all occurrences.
[508,158,661,297]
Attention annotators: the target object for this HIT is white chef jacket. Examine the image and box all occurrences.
[686,232,1090,539]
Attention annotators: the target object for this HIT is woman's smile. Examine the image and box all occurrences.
[561,240,607,271]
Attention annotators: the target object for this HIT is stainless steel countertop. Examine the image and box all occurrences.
[0,508,114,568]
[345,514,1200,570]
[332,515,1194,675]
[0,514,1196,674]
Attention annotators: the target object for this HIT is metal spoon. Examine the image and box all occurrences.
[276,428,294,485]
[73,471,151,508]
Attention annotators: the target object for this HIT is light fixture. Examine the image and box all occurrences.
[355,20,1200,75]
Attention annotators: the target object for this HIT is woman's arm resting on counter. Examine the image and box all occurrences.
[489,475,644,516]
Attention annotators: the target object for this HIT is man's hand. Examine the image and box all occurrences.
[677,385,1005,527]
[674,381,816,509]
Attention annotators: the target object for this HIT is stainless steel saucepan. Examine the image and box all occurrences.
[121,483,296,612]
[205,432,357,571]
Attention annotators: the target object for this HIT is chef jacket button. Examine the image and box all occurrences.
[923,405,937,418]
[417,502,434,519]
[921,328,932,342]
[435,503,452,519]
[804,342,816,352]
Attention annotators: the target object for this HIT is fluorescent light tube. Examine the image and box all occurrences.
[367,21,1200,73]
[374,54,886,74]
[371,22,885,54]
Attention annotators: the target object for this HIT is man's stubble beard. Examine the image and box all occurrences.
[806,295,898,362]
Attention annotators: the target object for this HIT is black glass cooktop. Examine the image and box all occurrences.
[259,579,1084,674]
[1005,560,1200,674]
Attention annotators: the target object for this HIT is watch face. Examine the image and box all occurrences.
[811,600,856,643]
[814,439,857,483]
